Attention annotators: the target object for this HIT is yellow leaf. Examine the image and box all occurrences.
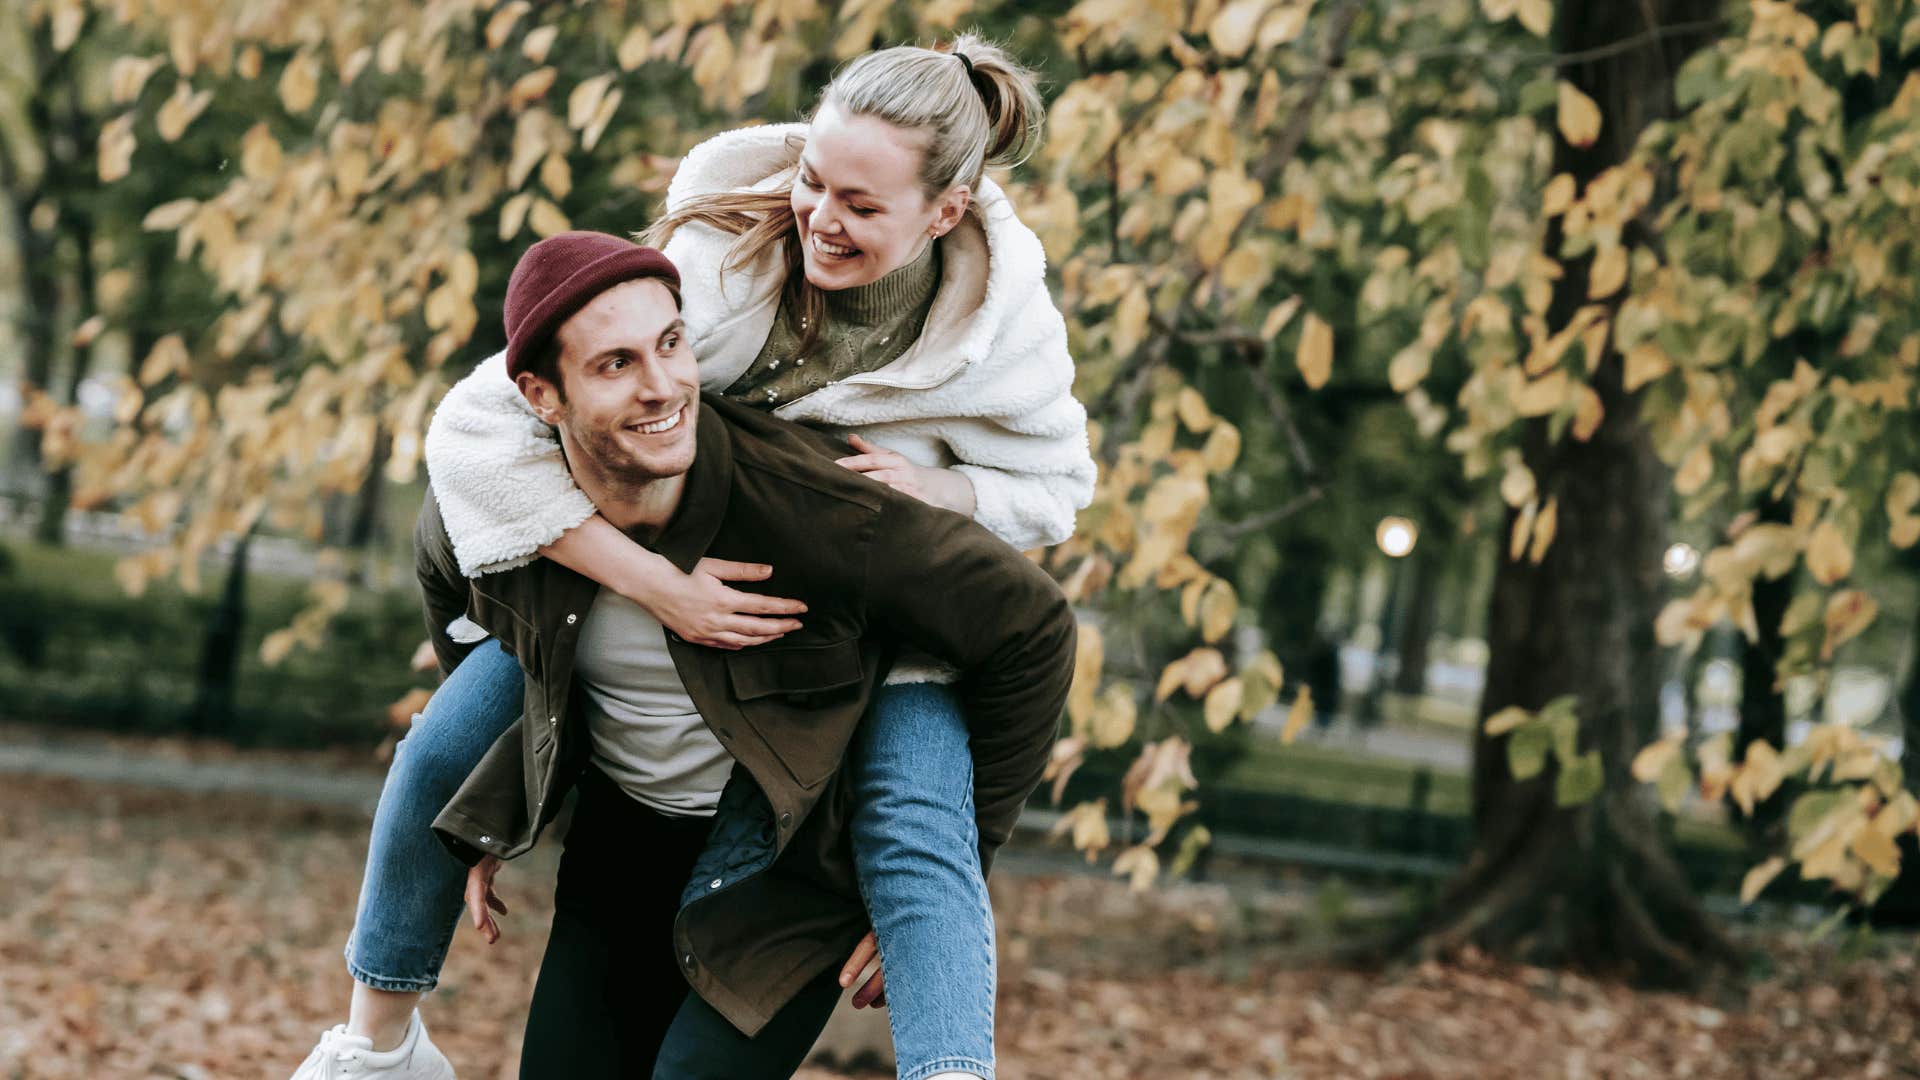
[278,52,320,114]
[1572,384,1605,441]
[1177,647,1229,699]
[1509,499,1538,562]
[1888,472,1920,548]
[98,115,135,183]
[1207,0,1273,57]
[1538,173,1577,218]
[1203,677,1244,733]
[69,315,104,349]
[1388,345,1431,393]
[1112,284,1150,357]
[1201,422,1241,472]
[1587,244,1628,299]
[1516,0,1553,37]
[1631,737,1683,783]
[1260,296,1302,340]
[1806,520,1854,586]
[1257,3,1310,48]
[1500,461,1536,508]
[1198,579,1237,644]
[568,74,617,130]
[1528,496,1558,564]
[1484,705,1531,736]
[541,154,573,200]
[618,25,653,70]
[1674,443,1713,496]
[239,123,282,181]
[1740,856,1787,905]
[1623,342,1671,392]
[528,198,571,238]
[142,198,199,231]
[1296,313,1333,389]
[155,82,213,142]
[1822,589,1878,660]
[1090,683,1137,748]
[522,25,559,64]
[1069,625,1105,731]
[486,1,531,48]
[509,67,559,110]
[1154,657,1188,704]
[1515,369,1570,417]
[1280,686,1313,744]
[1111,845,1159,891]
[1852,824,1902,879]
[1556,80,1602,148]
[582,89,623,153]
[498,193,533,241]
[1175,387,1214,434]
[138,336,188,390]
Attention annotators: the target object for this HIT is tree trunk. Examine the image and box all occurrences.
[1736,498,1794,851]
[1409,0,1739,988]
[189,530,253,737]
[1392,544,1444,696]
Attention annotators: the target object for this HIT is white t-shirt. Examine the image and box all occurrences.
[573,590,733,815]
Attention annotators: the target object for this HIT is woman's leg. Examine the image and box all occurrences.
[848,682,996,1080]
[341,639,525,1047]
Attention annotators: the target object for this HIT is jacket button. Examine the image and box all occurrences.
[683,953,695,969]
[566,613,578,624]
[709,877,723,890]
[479,834,492,844]
[548,716,557,726]
[779,812,792,829]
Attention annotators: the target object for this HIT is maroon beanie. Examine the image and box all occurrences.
[503,231,680,379]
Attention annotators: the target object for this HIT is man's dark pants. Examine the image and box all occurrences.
[520,766,844,1079]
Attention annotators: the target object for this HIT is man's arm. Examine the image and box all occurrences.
[863,496,1077,873]
[415,489,479,680]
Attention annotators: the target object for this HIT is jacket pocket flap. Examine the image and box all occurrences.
[726,639,864,702]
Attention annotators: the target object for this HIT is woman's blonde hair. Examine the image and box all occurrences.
[637,34,1044,359]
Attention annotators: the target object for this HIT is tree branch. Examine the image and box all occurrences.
[1212,485,1326,540]
[1372,17,1727,73]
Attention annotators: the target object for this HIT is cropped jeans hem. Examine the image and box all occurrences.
[900,1057,993,1080]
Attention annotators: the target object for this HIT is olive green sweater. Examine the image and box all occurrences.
[721,240,941,409]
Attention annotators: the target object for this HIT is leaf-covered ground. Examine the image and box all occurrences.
[4,771,1917,1079]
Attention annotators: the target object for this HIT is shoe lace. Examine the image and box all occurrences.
[301,1026,370,1077]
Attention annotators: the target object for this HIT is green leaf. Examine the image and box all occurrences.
[1555,750,1604,806]
[1787,790,1848,843]
[1517,76,1558,114]
[1545,712,1580,765]
[1168,824,1212,879]
[1508,722,1552,780]
[1656,753,1692,813]
[1736,215,1784,280]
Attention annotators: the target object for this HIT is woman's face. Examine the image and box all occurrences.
[791,104,968,291]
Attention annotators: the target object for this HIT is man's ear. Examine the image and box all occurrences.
[515,371,564,425]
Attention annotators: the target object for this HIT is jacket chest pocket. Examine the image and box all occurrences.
[725,639,866,789]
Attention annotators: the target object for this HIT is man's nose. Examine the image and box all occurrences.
[632,357,678,401]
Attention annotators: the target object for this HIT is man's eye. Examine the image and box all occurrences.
[851,206,877,217]
[607,356,630,371]
[662,335,680,351]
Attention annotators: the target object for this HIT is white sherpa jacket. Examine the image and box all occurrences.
[426,123,1094,582]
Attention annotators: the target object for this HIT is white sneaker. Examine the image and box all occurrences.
[290,1010,456,1080]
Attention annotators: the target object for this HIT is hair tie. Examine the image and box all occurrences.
[954,51,974,76]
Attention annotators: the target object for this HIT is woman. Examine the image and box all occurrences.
[298,36,1092,1080]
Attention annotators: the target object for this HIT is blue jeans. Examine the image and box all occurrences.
[344,642,995,1080]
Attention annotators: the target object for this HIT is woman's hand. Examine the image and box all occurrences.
[539,518,805,651]
[835,434,977,517]
[651,558,808,651]
[466,855,506,944]
[838,929,887,1008]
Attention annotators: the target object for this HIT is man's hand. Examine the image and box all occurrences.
[648,558,807,651]
[838,930,887,1008]
[466,855,507,944]
[835,435,977,517]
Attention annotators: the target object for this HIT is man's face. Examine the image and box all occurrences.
[520,278,699,487]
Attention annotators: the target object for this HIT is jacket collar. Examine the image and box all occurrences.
[641,396,733,574]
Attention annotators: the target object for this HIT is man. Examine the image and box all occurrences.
[418,232,1074,1076]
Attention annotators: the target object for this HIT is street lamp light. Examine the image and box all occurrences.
[1663,541,1699,578]
[1376,516,1418,559]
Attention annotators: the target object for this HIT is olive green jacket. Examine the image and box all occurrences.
[416,393,1075,1035]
